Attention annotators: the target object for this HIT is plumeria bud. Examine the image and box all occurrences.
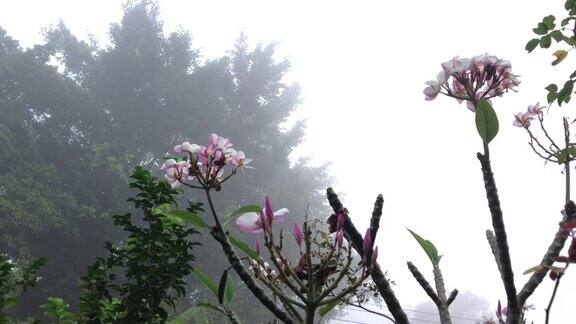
[264,196,275,232]
[336,229,344,250]
[293,223,304,247]
[337,212,346,231]
[363,229,372,261]
[496,301,501,318]
[255,239,261,255]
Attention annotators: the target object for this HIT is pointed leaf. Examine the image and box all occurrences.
[228,235,258,260]
[407,228,441,266]
[225,275,234,304]
[475,99,499,144]
[169,209,209,229]
[320,299,342,317]
[217,270,229,304]
[152,203,175,216]
[192,268,218,296]
[197,302,227,315]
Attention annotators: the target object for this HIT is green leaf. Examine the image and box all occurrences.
[546,84,559,103]
[225,275,234,304]
[540,35,552,48]
[152,203,176,216]
[192,268,218,296]
[550,30,564,42]
[166,308,198,324]
[168,209,209,229]
[543,15,556,30]
[475,99,499,144]
[217,270,228,304]
[562,17,573,27]
[407,228,441,266]
[223,204,262,226]
[320,299,342,317]
[557,148,569,164]
[566,0,575,10]
[228,235,258,260]
[197,302,227,315]
[557,80,574,105]
[533,22,549,35]
[525,38,540,52]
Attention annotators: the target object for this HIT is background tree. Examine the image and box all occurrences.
[0,0,331,321]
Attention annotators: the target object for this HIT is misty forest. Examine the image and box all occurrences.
[2,1,576,323]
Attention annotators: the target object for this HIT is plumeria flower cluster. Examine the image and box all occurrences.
[160,133,252,189]
[513,103,545,128]
[424,53,520,111]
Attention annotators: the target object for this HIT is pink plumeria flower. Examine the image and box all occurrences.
[527,102,545,116]
[230,150,253,169]
[423,71,449,100]
[174,141,201,154]
[236,197,289,234]
[513,112,534,128]
[160,159,193,189]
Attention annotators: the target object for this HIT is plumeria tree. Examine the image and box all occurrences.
[160,134,380,324]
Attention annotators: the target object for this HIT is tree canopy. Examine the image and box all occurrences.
[0,1,330,320]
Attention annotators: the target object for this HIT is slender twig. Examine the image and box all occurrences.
[447,289,458,305]
[348,302,396,323]
[544,271,565,324]
[326,188,410,324]
[406,261,440,306]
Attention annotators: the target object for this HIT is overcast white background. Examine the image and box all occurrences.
[2,0,576,323]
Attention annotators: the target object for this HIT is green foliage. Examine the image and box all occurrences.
[475,99,499,144]
[41,298,76,324]
[78,167,200,323]
[407,229,442,266]
[527,2,576,106]
[0,256,46,322]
